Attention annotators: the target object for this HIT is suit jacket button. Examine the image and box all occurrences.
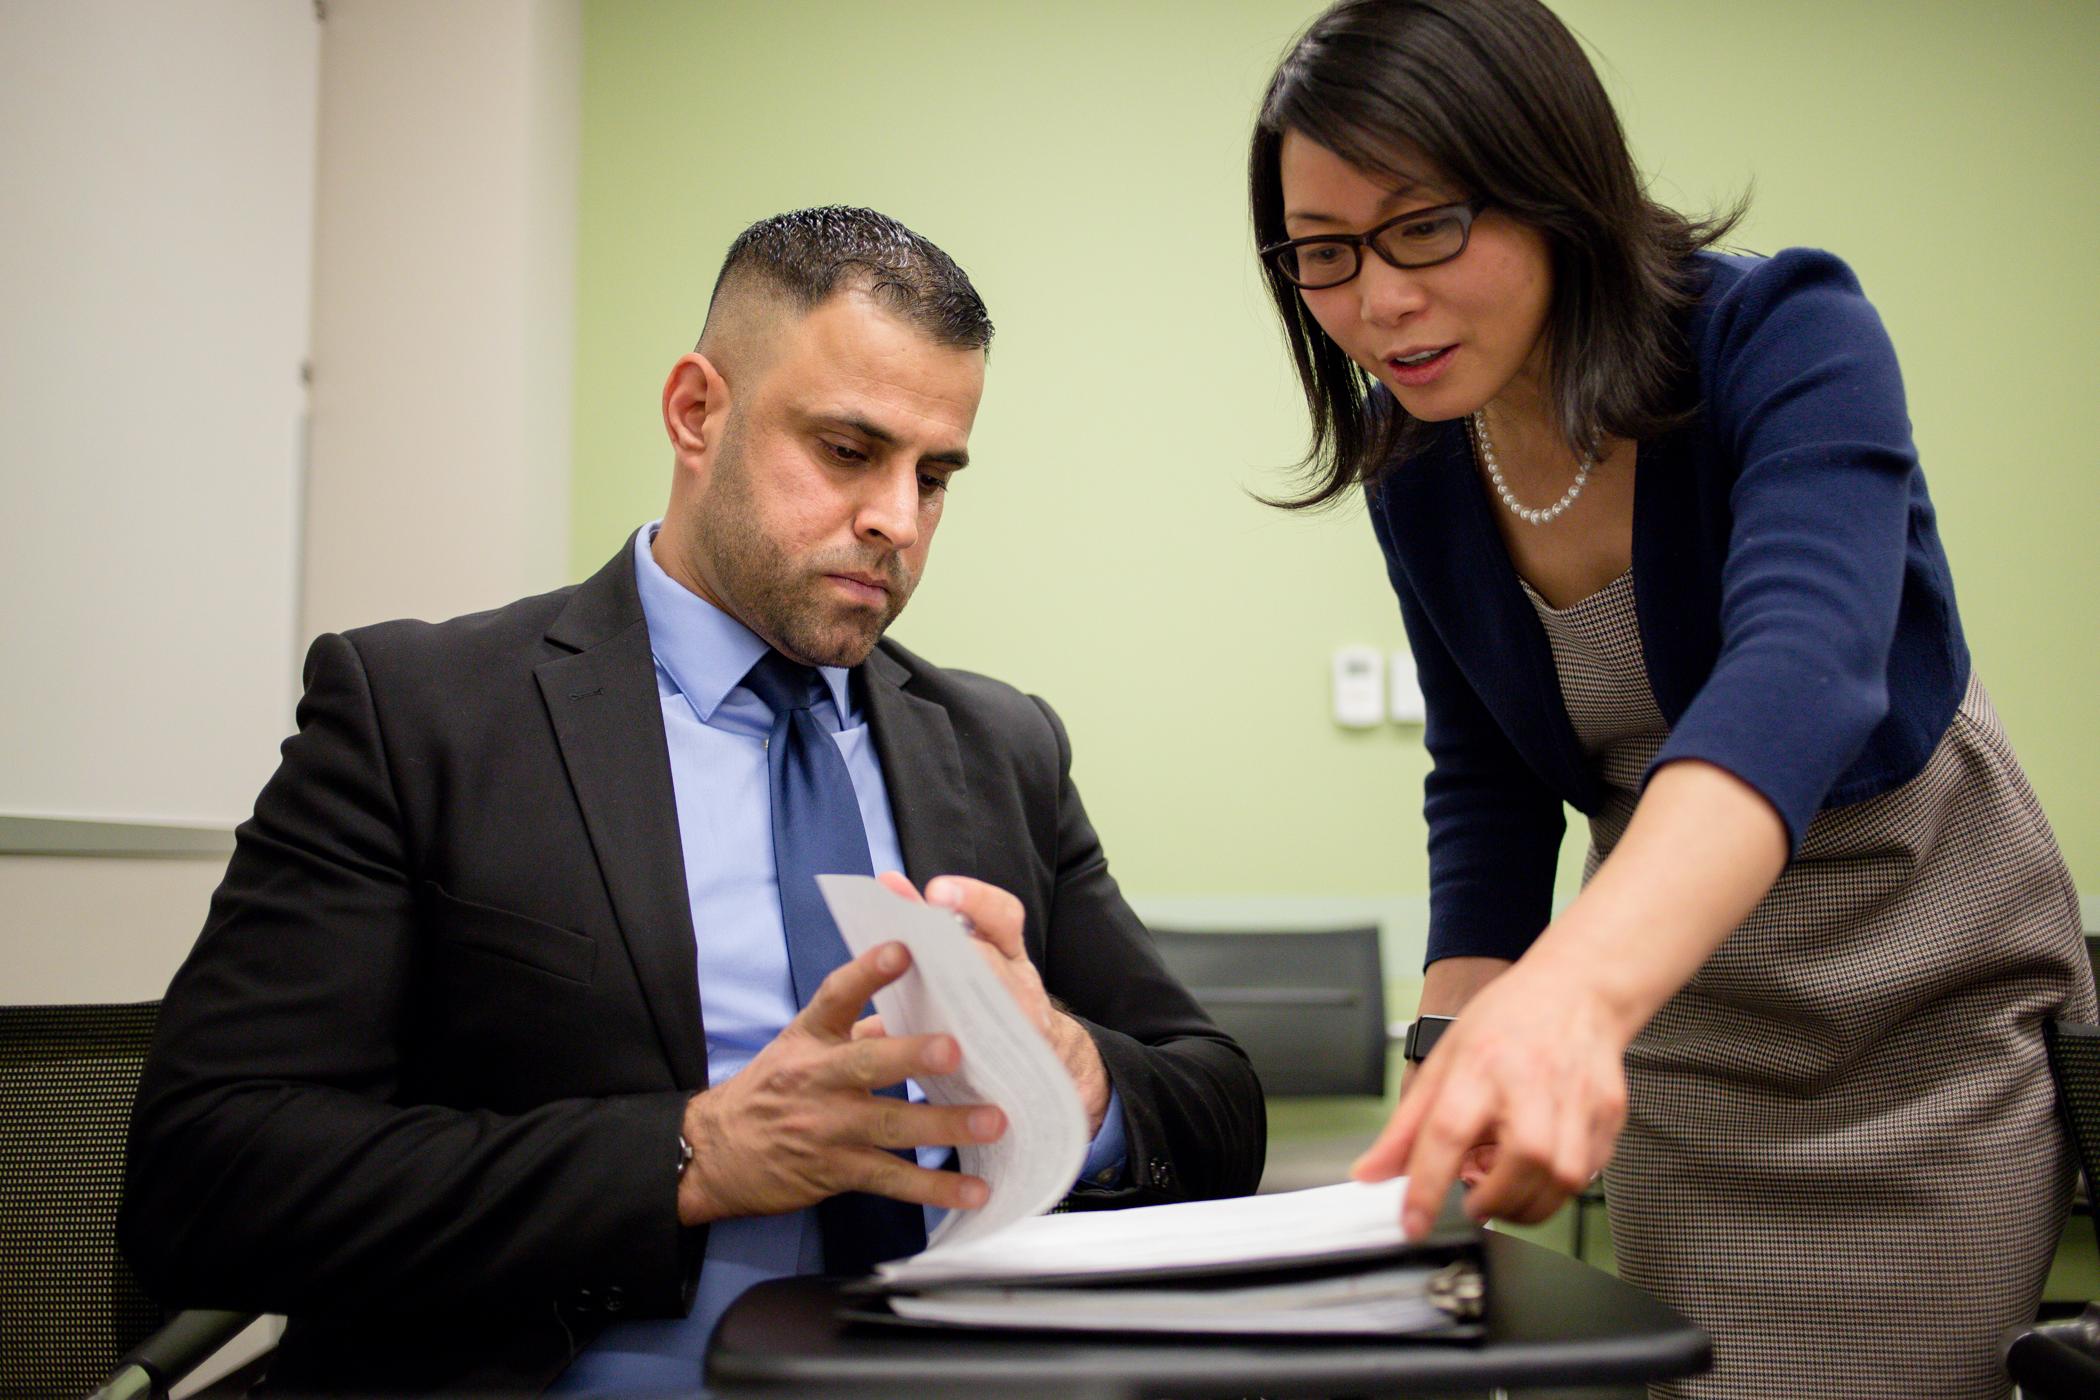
[1148,1157,1172,1189]
[573,1288,595,1313]
[604,1286,627,1313]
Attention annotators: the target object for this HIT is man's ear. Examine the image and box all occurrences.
[662,352,730,461]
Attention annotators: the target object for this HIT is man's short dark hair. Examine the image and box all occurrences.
[709,206,994,354]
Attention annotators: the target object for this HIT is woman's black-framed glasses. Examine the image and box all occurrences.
[1260,200,1487,290]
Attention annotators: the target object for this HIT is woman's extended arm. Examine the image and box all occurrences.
[1416,956,1513,1019]
[1358,757,1787,1238]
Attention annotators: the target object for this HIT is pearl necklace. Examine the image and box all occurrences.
[1470,409,1596,526]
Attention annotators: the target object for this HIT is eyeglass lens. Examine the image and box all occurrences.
[1279,207,1471,288]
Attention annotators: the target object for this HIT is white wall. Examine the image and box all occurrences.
[0,0,319,828]
[3,0,582,1005]
[301,0,579,640]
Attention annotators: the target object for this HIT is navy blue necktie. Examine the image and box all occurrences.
[741,652,874,1005]
[740,651,926,1273]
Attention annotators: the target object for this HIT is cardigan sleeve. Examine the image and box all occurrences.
[1647,249,1917,849]
[1372,498,1566,965]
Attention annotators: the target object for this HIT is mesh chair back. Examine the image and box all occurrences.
[2044,1020,2100,1255]
[1148,926,1386,1097]
[0,1002,163,1398]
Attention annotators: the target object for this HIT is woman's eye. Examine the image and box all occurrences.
[1303,244,1344,265]
[1400,218,1452,242]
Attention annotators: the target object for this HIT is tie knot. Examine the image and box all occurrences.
[741,650,822,718]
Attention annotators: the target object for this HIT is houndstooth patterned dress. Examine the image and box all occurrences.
[1524,571,2095,1399]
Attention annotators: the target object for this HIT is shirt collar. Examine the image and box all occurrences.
[632,523,854,723]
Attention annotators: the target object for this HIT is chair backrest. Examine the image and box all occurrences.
[1147,926,1386,1098]
[0,1001,164,1398]
[2006,1303,2100,1398]
[2044,1019,2100,1256]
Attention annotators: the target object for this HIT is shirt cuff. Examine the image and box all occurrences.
[1074,1087,1128,1189]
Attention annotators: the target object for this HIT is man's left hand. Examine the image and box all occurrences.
[872,871,1113,1133]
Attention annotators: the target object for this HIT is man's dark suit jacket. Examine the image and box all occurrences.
[120,540,1265,1394]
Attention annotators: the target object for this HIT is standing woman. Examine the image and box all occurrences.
[1249,1,2094,1395]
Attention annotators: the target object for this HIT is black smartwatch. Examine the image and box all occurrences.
[1402,1014,1455,1064]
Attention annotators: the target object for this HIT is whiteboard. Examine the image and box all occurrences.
[0,1,319,826]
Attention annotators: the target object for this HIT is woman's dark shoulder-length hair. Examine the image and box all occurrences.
[1251,0,1743,509]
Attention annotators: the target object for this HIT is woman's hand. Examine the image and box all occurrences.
[1358,953,1634,1237]
[1456,1142,1499,1190]
[1361,760,1790,1239]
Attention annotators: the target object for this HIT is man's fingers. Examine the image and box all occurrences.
[843,1148,990,1212]
[801,941,911,1036]
[861,1098,1007,1151]
[875,870,924,903]
[927,875,1026,960]
[824,1031,958,1091]
[849,1014,886,1041]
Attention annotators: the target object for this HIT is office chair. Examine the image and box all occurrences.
[1147,925,1389,1196]
[2004,1020,2100,1397]
[0,1002,256,1400]
[1147,925,1388,1098]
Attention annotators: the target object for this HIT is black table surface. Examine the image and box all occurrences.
[706,1229,1708,1397]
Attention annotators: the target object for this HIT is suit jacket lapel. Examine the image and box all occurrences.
[860,646,979,887]
[535,540,707,1087]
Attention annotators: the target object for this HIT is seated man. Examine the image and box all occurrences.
[120,206,1265,1394]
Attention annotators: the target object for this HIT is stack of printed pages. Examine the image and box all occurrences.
[819,877,1486,1339]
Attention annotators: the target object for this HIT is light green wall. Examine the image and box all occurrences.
[574,0,2100,903]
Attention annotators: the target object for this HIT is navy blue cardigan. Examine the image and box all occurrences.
[1368,249,1970,965]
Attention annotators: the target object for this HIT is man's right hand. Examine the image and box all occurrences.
[676,940,1006,1227]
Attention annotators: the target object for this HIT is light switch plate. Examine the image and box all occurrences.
[1390,651,1426,724]
[1331,645,1385,728]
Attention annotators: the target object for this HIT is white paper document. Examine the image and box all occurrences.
[886,1259,1457,1336]
[816,877,1476,1338]
[875,1177,1415,1288]
[869,1180,1481,1337]
[818,874,1088,1251]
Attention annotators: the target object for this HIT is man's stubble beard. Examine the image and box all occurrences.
[694,429,916,668]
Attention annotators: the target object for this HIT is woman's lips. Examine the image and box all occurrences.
[1387,345,1455,387]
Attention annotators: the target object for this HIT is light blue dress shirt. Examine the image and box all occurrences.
[551,526,1125,1394]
